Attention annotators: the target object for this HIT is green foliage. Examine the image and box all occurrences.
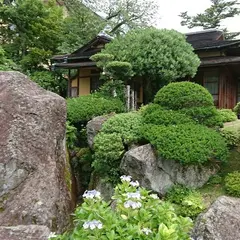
[100,112,143,144]
[30,71,67,96]
[0,46,19,70]
[180,0,240,39]
[207,174,223,185]
[166,185,205,219]
[218,109,237,122]
[92,112,143,182]
[92,132,125,182]
[154,82,214,110]
[225,171,240,197]
[105,61,133,80]
[67,95,125,123]
[233,102,240,114]
[220,128,240,148]
[66,121,77,150]
[141,123,228,165]
[179,106,223,127]
[102,28,200,86]
[90,53,114,69]
[0,0,63,71]
[50,177,193,240]
[58,0,104,53]
[142,104,195,126]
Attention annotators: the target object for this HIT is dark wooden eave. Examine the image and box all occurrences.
[200,56,240,67]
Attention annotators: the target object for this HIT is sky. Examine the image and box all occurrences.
[155,0,240,34]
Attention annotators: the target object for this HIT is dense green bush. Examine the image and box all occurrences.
[66,121,77,150]
[141,123,228,164]
[142,104,195,126]
[50,177,193,240]
[92,132,125,182]
[179,106,223,127]
[100,112,142,144]
[217,109,237,123]
[92,112,143,182]
[154,82,214,110]
[233,102,240,114]
[225,171,240,197]
[166,185,205,219]
[67,95,124,123]
[220,128,240,148]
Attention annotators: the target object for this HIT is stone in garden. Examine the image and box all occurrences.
[86,115,111,149]
[120,144,217,195]
[0,71,72,232]
[0,225,51,240]
[192,196,240,240]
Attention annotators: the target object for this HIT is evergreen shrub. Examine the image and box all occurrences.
[141,123,228,165]
[142,103,194,126]
[217,109,237,123]
[154,82,214,109]
[225,171,240,197]
[67,95,124,123]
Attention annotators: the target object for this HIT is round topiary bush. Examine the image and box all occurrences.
[225,171,240,197]
[154,82,214,110]
[217,109,237,123]
[142,103,195,126]
[141,123,228,165]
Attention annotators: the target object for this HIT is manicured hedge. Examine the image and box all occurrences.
[142,103,195,126]
[225,171,240,197]
[217,109,237,123]
[154,82,214,110]
[67,95,125,123]
[141,123,228,164]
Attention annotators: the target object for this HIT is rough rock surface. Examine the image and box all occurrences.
[192,196,240,240]
[86,115,111,149]
[0,225,51,240]
[120,144,217,194]
[0,71,72,232]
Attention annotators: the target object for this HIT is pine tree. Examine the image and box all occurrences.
[179,0,240,39]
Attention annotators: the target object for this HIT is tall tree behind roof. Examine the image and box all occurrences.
[83,0,160,34]
[179,0,240,39]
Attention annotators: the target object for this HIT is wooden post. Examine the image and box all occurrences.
[77,69,80,96]
[126,85,130,112]
[68,69,71,97]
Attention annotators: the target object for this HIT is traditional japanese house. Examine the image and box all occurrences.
[51,29,240,109]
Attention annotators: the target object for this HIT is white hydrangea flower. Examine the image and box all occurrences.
[83,220,103,230]
[48,232,57,239]
[120,175,132,182]
[127,192,141,200]
[124,200,142,209]
[83,190,101,199]
[150,194,158,199]
[129,180,139,187]
[142,228,152,235]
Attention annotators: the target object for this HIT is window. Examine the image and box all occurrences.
[90,75,103,92]
[204,70,219,106]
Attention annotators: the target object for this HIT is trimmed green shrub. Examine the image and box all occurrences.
[218,109,237,123]
[100,112,142,144]
[92,112,143,183]
[179,106,223,127]
[66,121,77,150]
[233,102,240,114]
[142,103,195,126]
[225,171,240,197]
[92,132,125,182]
[220,128,240,148]
[67,95,124,123]
[166,185,205,219]
[141,123,228,164]
[154,82,214,110]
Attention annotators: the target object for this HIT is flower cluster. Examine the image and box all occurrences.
[124,200,142,209]
[83,190,101,199]
[142,228,152,235]
[127,191,141,200]
[120,175,132,182]
[83,220,103,230]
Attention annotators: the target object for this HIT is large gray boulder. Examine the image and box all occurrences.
[0,72,72,233]
[192,196,240,240]
[0,225,51,240]
[120,144,217,195]
[86,115,112,149]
